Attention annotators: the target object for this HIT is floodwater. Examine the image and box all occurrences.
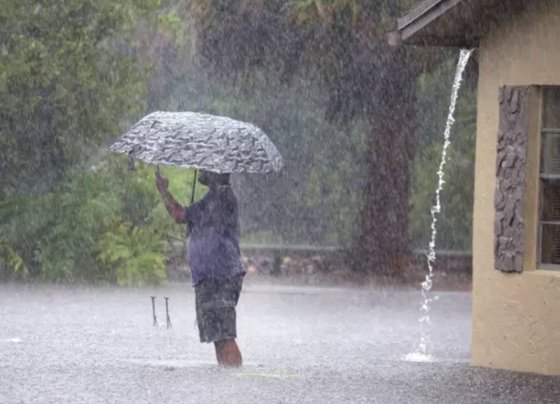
[1,279,558,403]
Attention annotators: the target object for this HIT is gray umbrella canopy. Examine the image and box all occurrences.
[110,111,284,173]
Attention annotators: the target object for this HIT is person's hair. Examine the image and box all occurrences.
[214,172,230,185]
[204,171,230,186]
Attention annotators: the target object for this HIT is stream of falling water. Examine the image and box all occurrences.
[404,49,474,362]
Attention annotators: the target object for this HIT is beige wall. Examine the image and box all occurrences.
[473,0,560,375]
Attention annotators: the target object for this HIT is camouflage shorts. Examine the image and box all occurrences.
[194,274,244,343]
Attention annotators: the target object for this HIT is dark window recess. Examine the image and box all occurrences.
[539,87,560,268]
[541,179,560,221]
[540,180,560,264]
[540,224,560,264]
[540,132,560,175]
[543,87,560,129]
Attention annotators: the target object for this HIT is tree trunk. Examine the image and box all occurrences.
[351,50,417,276]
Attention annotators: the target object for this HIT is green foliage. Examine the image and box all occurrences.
[0,0,158,192]
[135,1,372,245]
[0,242,28,280]
[138,0,477,254]
[0,0,479,285]
[285,0,408,29]
[0,157,198,284]
[183,0,441,274]
[158,61,368,245]
[97,223,167,286]
[287,0,363,25]
[242,231,284,245]
[0,0,185,284]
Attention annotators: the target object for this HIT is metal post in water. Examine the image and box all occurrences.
[151,296,158,327]
[165,297,172,329]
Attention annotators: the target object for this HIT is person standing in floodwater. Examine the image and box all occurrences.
[156,169,245,367]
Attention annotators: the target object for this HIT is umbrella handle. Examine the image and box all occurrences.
[190,170,197,205]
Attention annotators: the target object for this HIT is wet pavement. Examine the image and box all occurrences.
[1,278,559,403]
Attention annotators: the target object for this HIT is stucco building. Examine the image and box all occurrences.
[391,0,560,375]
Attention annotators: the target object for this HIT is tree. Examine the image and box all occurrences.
[187,0,437,274]
[0,0,158,193]
[0,0,168,283]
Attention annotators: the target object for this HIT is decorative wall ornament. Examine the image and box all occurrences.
[494,86,530,272]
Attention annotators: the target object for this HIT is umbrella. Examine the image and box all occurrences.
[110,111,283,173]
[110,111,284,203]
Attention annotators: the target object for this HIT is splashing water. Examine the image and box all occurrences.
[404,49,474,363]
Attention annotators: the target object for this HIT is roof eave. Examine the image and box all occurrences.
[388,0,472,47]
[387,30,480,48]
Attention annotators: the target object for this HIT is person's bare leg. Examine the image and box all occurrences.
[213,341,224,365]
[215,339,242,367]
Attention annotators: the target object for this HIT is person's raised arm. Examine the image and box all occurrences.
[155,169,187,224]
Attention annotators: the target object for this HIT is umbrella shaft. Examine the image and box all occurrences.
[190,170,197,205]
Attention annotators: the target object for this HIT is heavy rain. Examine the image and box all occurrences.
[1,1,559,403]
